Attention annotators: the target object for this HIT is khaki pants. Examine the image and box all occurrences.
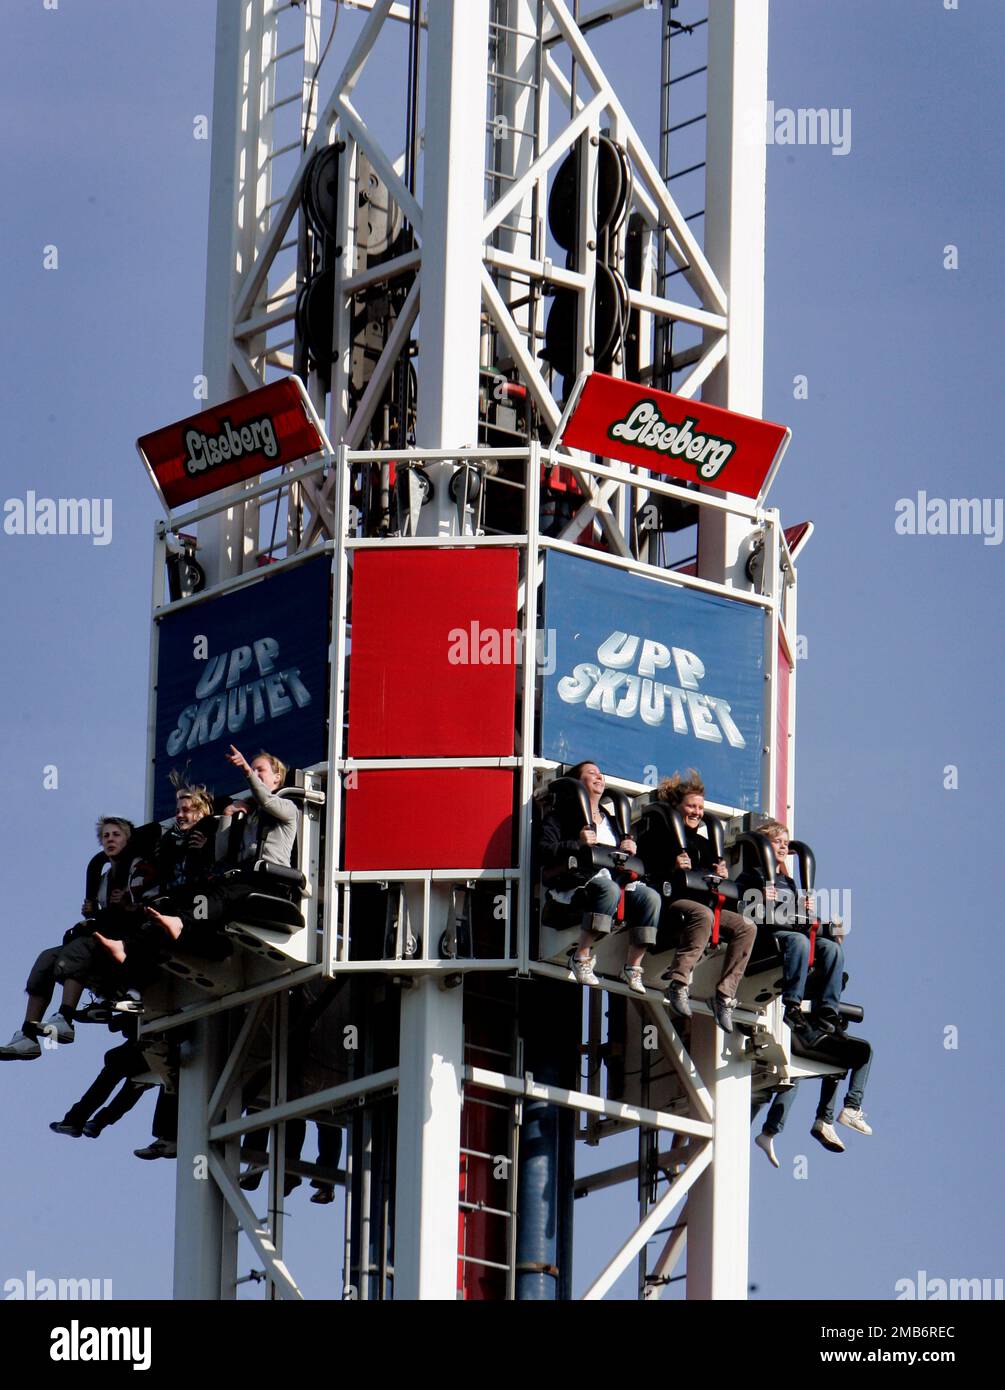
[668,899,756,999]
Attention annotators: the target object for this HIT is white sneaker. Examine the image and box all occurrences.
[41,1012,75,1044]
[810,1119,845,1153]
[0,1029,42,1060]
[838,1106,872,1135]
[570,954,599,986]
[620,965,646,995]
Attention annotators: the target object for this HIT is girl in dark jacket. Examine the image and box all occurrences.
[0,818,154,1061]
[539,761,661,991]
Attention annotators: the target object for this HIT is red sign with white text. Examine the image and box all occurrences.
[137,376,326,512]
[560,373,790,500]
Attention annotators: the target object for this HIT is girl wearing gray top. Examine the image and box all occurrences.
[219,746,299,869]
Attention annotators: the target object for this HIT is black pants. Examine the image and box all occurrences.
[152,1088,178,1142]
[172,881,261,958]
[143,880,270,962]
[243,1117,307,1166]
[242,1118,342,1170]
[63,1041,152,1129]
[103,899,237,993]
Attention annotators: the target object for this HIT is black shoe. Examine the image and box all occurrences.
[284,1175,302,1198]
[50,1121,83,1138]
[665,982,692,1018]
[783,1002,805,1030]
[239,1170,263,1192]
[793,1020,831,1050]
[815,1006,840,1032]
[713,993,736,1034]
[81,1120,103,1139]
[134,1139,177,1160]
[310,1182,336,1205]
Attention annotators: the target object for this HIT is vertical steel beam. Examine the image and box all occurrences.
[173,1020,229,1299]
[415,0,491,533]
[393,978,465,1298]
[201,0,274,582]
[697,0,769,590]
[684,1017,751,1301]
[685,0,769,1304]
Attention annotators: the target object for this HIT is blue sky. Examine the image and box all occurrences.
[0,0,1001,1302]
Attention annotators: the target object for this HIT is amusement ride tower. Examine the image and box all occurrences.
[134,0,829,1301]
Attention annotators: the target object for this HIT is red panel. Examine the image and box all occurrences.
[776,642,792,826]
[344,769,515,870]
[348,549,519,757]
[562,372,789,501]
[138,376,324,511]
[783,521,812,557]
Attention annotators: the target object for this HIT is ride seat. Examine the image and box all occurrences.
[225,861,310,965]
[222,778,321,965]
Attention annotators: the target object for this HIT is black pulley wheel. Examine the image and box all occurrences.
[541,286,577,379]
[547,136,627,253]
[296,267,337,365]
[303,144,342,241]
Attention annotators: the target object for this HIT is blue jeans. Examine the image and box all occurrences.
[751,1083,798,1136]
[581,875,662,948]
[775,931,844,1011]
[818,1038,872,1122]
[752,1037,873,1134]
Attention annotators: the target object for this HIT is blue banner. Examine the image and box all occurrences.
[541,551,765,810]
[152,556,330,817]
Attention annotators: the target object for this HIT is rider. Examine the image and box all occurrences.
[539,761,661,993]
[0,818,152,1061]
[641,771,756,1034]
[736,820,845,1038]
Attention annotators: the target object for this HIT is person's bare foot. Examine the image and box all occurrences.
[144,906,184,941]
[94,933,126,964]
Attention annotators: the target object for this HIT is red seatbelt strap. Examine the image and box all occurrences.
[711,892,725,947]
[808,919,819,968]
[616,871,638,924]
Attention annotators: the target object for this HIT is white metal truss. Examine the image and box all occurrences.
[187,0,735,561]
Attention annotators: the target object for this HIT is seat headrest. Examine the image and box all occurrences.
[131,821,164,859]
